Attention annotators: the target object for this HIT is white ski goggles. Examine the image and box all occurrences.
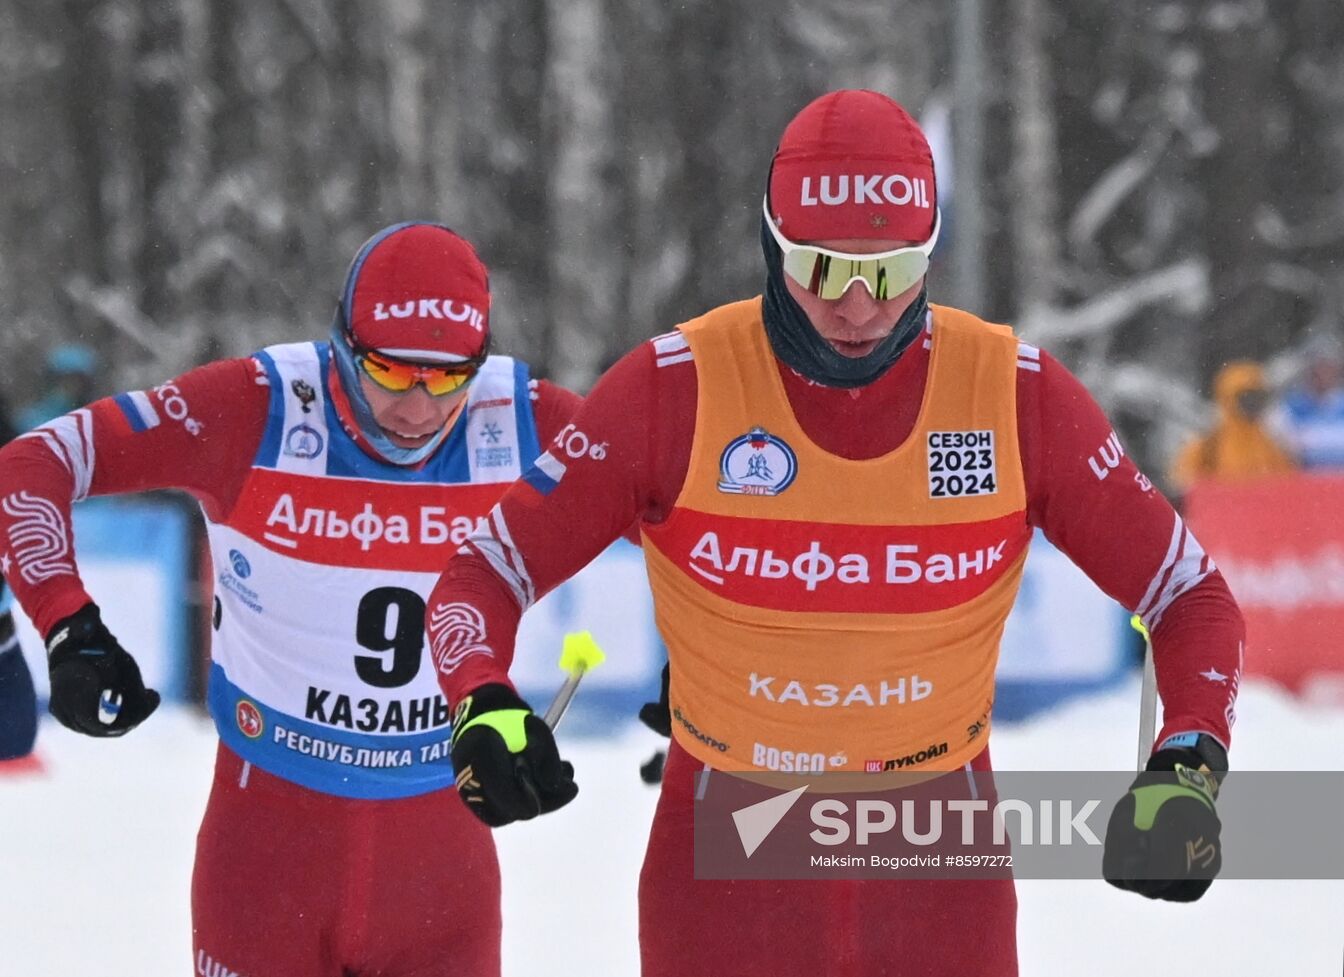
[764,196,941,301]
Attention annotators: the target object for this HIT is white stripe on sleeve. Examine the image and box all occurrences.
[468,505,536,609]
[652,332,690,356]
[654,332,694,368]
[22,410,96,502]
[1136,515,1215,629]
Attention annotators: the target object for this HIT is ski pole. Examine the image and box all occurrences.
[1131,614,1157,772]
[541,630,607,730]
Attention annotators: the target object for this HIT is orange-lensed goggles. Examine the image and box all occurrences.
[354,346,484,396]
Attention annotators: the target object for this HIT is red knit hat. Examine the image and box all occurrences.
[341,223,490,363]
[768,90,937,244]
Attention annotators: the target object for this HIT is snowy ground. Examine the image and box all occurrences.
[2,677,1341,976]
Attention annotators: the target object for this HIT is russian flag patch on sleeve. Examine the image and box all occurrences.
[522,451,567,495]
[113,391,160,433]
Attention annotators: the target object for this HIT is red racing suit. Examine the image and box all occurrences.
[0,345,579,977]
[426,302,1244,977]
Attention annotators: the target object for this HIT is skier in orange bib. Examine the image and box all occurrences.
[427,90,1244,975]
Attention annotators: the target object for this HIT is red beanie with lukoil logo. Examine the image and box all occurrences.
[342,222,490,363]
[768,90,937,245]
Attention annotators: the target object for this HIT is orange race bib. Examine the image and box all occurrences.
[642,299,1030,773]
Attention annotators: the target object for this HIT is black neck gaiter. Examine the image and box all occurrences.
[760,215,927,389]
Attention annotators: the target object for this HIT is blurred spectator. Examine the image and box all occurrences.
[16,343,99,431]
[1271,334,1344,469]
[1170,361,1295,494]
[0,392,40,767]
[0,393,16,445]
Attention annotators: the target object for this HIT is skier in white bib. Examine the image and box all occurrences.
[0,222,582,976]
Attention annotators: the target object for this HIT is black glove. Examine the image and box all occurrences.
[639,749,666,785]
[1103,735,1226,902]
[638,662,671,737]
[46,603,160,737]
[450,683,578,827]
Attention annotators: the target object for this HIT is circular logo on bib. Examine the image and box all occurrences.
[236,700,264,739]
[228,549,251,579]
[717,427,798,496]
[284,423,325,460]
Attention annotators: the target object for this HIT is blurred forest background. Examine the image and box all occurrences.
[2,0,1343,483]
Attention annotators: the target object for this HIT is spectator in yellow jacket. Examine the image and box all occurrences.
[1170,361,1296,493]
